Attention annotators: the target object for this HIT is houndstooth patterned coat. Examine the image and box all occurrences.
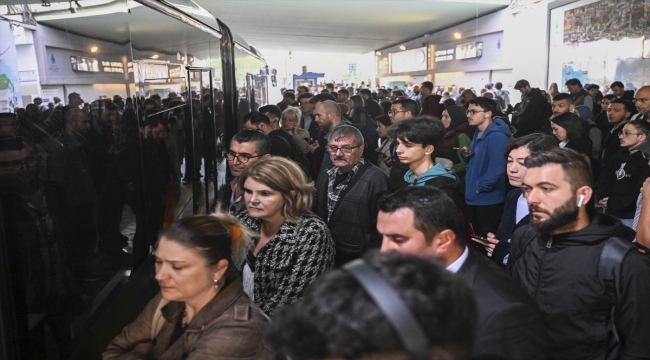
[236,210,335,316]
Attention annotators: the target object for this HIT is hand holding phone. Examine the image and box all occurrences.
[472,233,499,257]
[458,146,474,157]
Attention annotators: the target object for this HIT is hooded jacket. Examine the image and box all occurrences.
[464,118,512,206]
[597,148,650,219]
[514,87,552,138]
[508,214,650,360]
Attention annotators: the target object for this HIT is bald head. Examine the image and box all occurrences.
[319,100,341,118]
[634,86,650,115]
[314,100,342,132]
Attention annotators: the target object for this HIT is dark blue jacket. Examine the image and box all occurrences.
[464,118,511,206]
[492,188,529,266]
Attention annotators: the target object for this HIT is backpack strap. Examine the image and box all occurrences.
[598,237,635,306]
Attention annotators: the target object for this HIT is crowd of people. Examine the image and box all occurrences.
[2,77,650,359]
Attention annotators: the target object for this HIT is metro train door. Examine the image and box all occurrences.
[245,74,257,112]
[185,67,219,214]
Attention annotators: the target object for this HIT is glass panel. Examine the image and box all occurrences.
[1,1,138,358]
[0,0,226,357]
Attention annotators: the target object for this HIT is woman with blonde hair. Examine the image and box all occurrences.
[236,156,335,315]
[280,107,311,156]
[104,212,275,359]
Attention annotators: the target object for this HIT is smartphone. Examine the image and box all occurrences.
[472,235,490,242]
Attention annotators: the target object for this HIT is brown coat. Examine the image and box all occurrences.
[103,276,275,360]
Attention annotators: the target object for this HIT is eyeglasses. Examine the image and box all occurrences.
[226,151,265,163]
[326,145,361,154]
[618,130,642,137]
[388,109,406,115]
[633,98,649,104]
[0,156,39,172]
[466,110,486,115]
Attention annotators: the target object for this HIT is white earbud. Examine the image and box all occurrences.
[577,194,585,207]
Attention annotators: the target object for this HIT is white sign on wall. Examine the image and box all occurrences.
[390,47,427,73]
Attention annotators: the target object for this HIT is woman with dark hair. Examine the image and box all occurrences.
[347,95,378,140]
[551,112,591,159]
[473,133,558,265]
[375,114,393,174]
[236,157,334,316]
[438,105,474,177]
[104,212,275,359]
[347,95,367,127]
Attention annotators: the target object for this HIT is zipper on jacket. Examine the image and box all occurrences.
[533,236,552,300]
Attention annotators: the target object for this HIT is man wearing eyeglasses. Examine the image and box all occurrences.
[631,86,650,122]
[315,125,393,266]
[218,129,270,214]
[459,97,511,238]
[597,119,650,228]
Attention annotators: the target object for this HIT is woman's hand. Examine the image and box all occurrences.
[473,232,499,257]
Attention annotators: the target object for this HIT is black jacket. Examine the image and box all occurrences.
[564,137,592,160]
[458,248,547,360]
[363,99,384,120]
[315,162,393,265]
[508,214,650,360]
[597,148,650,218]
[513,88,552,138]
[602,121,628,165]
[492,188,529,266]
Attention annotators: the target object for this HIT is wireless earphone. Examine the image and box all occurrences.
[577,194,585,207]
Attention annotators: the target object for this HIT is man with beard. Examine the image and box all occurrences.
[122,111,166,270]
[508,148,650,360]
[315,125,392,265]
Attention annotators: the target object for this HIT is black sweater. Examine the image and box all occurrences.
[597,148,650,218]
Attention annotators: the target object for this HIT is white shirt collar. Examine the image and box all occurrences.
[446,246,469,274]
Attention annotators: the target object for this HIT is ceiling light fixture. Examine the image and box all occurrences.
[181,56,185,61]
[399,45,406,51]
[189,56,194,62]
[454,32,462,39]
[375,51,382,56]
[151,54,159,59]
[90,46,98,52]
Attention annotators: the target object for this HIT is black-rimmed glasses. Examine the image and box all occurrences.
[327,145,361,154]
[226,151,265,163]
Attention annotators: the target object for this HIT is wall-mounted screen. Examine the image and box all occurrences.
[455,42,483,60]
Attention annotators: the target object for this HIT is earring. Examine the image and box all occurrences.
[214,279,219,289]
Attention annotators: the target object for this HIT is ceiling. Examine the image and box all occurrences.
[186,0,510,54]
[5,0,510,54]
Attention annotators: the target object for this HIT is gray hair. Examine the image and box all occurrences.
[329,125,364,147]
[282,107,302,123]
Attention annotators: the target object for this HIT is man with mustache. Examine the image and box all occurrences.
[315,125,393,266]
[508,148,650,360]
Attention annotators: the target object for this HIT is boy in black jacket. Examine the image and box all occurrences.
[597,119,650,227]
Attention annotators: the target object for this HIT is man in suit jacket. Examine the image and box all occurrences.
[377,186,547,360]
